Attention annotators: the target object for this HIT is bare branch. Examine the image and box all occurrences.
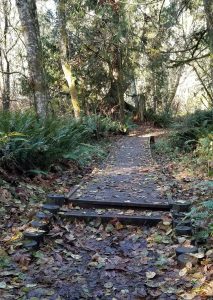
[0,69,28,79]
[168,53,210,68]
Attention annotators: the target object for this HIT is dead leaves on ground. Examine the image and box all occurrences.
[0,218,211,299]
[0,130,212,299]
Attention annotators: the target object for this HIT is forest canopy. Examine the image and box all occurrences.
[0,0,212,120]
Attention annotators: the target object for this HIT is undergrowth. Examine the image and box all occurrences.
[154,109,213,168]
[191,199,213,241]
[170,109,213,153]
[144,109,173,128]
[0,111,128,172]
[153,109,213,243]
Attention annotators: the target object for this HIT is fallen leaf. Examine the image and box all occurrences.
[146,271,156,279]
[190,252,205,259]
[179,267,188,277]
[0,281,7,289]
[104,282,113,289]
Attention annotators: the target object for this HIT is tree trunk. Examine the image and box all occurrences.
[110,7,125,124]
[57,0,81,119]
[117,58,124,125]
[203,0,213,85]
[2,60,10,111]
[15,0,48,119]
[104,79,119,106]
[139,94,145,122]
[165,67,182,112]
[0,0,11,111]
[153,95,157,113]
[116,48,125,124]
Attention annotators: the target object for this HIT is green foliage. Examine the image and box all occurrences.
[144,109,173,128]
[169,127,201,151]
[153,137,178,157]
[64,143,107,166]
[82,114,129,138]
[196,133,213,161]
[191,197,213,239]
[170,109,213,151]
[0,111,128,171]
[184,109,213,128]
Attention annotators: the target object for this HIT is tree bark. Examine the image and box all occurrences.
[15,0,48,118]
[0,0,11,111]
[203,0,213,85]
[116,48,125,124]
[2,59,10,111]
[57,0,81,119]
[164,67,182,112]
[104,78,119,106]
[139,94,145,122]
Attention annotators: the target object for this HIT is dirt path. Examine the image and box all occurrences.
[72,130,169,207]
[1,128,212,300]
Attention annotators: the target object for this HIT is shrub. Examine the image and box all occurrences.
[190,193,213,241]
[152,137,178,157]
[0,111,129,172]
[0,111,88,170]
[169,109,213,152]
[196,133,213,160]
[144,109,173,128]
[82,114,129,138]
[184,109,213,128]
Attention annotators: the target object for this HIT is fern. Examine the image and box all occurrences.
[190,198,213,239]
[203,199,213,210]
[0,111,127,171]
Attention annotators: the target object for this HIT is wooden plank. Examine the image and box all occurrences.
[58,210,162,226]
[67,198,171,211]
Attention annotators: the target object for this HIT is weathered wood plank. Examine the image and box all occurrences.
[67,198,171,211]
[59,210,162,226]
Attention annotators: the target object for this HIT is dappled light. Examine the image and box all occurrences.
[0,0,212,299]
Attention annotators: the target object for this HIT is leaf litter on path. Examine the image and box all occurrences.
[0,127,212,299]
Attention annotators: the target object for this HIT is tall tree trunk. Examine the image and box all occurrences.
[139,94,145,122]
[113,8,125,124]
[1,0,11,111]
[203,0,213,85]
[57,0,81,119]
[15,0,48,119]
[104,78,119,106]
[133,79,145,122]
[153,95,157,113]
[2,60,10,111]
[116,48,124,124]
[165,67,182,112]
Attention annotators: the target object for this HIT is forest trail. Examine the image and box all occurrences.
[60,128,171,224]
[1,0,212,297]
[70,129,170,209]
[2,129,212,300]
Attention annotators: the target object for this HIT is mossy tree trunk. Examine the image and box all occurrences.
[57,0,81,119]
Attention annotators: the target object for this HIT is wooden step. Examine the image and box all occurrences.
[67,198,171,211]
[58,209,162,226]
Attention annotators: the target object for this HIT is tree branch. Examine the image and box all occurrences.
[0,69,28,79]
[168,53,210,68]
